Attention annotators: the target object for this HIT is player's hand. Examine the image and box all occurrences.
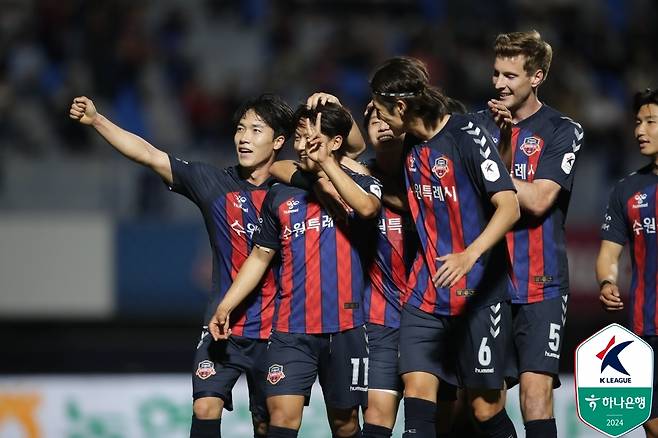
[305,113,330,164]
[313,177,351,223]
[364,100,374,117]
[432,250,478,288]
[599,283,624,312]
[69,96,98,125]
[488,99,512,131]
[488,99,513,170]
[208,304,232,341]
[307,92,340,109]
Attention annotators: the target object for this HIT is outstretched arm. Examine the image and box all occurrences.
[69,96,173,185]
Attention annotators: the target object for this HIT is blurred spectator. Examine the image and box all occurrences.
[1,0,656,218]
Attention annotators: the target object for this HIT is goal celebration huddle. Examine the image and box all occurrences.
[68,30,658,438]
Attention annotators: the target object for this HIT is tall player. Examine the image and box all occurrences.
[597,88,658,438]
[208,102,382,438]
[68,95,293,438]
[471,30,585,438]
[360,106,468,438]
[370,57,520,438]
[358,107,415,438]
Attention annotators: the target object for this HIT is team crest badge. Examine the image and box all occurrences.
[267,364,286,385]
[431,156,449,179]
[520,136,541,156]
[195,360,216,380]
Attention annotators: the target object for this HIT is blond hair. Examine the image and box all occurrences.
[494,30,553,80]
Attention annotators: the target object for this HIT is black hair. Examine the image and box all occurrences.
[446,97,467,114]
[292,102,353,141]
[370,56,450,130]
[362,94,466,131]
[633,88,658,114]
[233,93,294,141]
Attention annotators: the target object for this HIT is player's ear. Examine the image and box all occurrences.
[395,99,407,117]
[273,135,285,151]
[530,69,545,88]
[330,135,343,152]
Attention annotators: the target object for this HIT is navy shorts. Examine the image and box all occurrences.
[509,294,569,388]
[399,302,513,390]
[366,323,402,393]
[192,327,268,420]
[265,327,368,409]
[643,336,658,419]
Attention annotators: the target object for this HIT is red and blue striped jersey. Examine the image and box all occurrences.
[360,160,418,328]
[362,204,418,328]
[404,114,516,316]
[601,165,658,336]
[168,157,277,339]
[254,170,383,334]
[472,105,584,303]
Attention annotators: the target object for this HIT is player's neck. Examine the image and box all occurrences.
[512,94,542,124]
[375,141,404,176]
[652,157,658,175]
[240,162,272,186]
[409,114,451,141]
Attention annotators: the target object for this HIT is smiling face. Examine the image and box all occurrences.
[233,109,282,170]
[635,103,658,159]
[292,121,332,173]
[366,109,403,153]
[492,55,543,113]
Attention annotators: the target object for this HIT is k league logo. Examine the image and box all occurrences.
[575,323,653,437]
[597,336,633,379]
[561,152,576,175]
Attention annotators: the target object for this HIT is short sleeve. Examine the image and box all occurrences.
[252,188,282,250]
[168,155,218,205]
[460,128,515,195]
[469,110,498,138]
[534,118,584,191]
[350,172,383,200]
[600,183,628,246]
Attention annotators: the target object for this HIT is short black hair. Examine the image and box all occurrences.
[292,102,352,141]
[233,93,294,141]
[633,88,658,114]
